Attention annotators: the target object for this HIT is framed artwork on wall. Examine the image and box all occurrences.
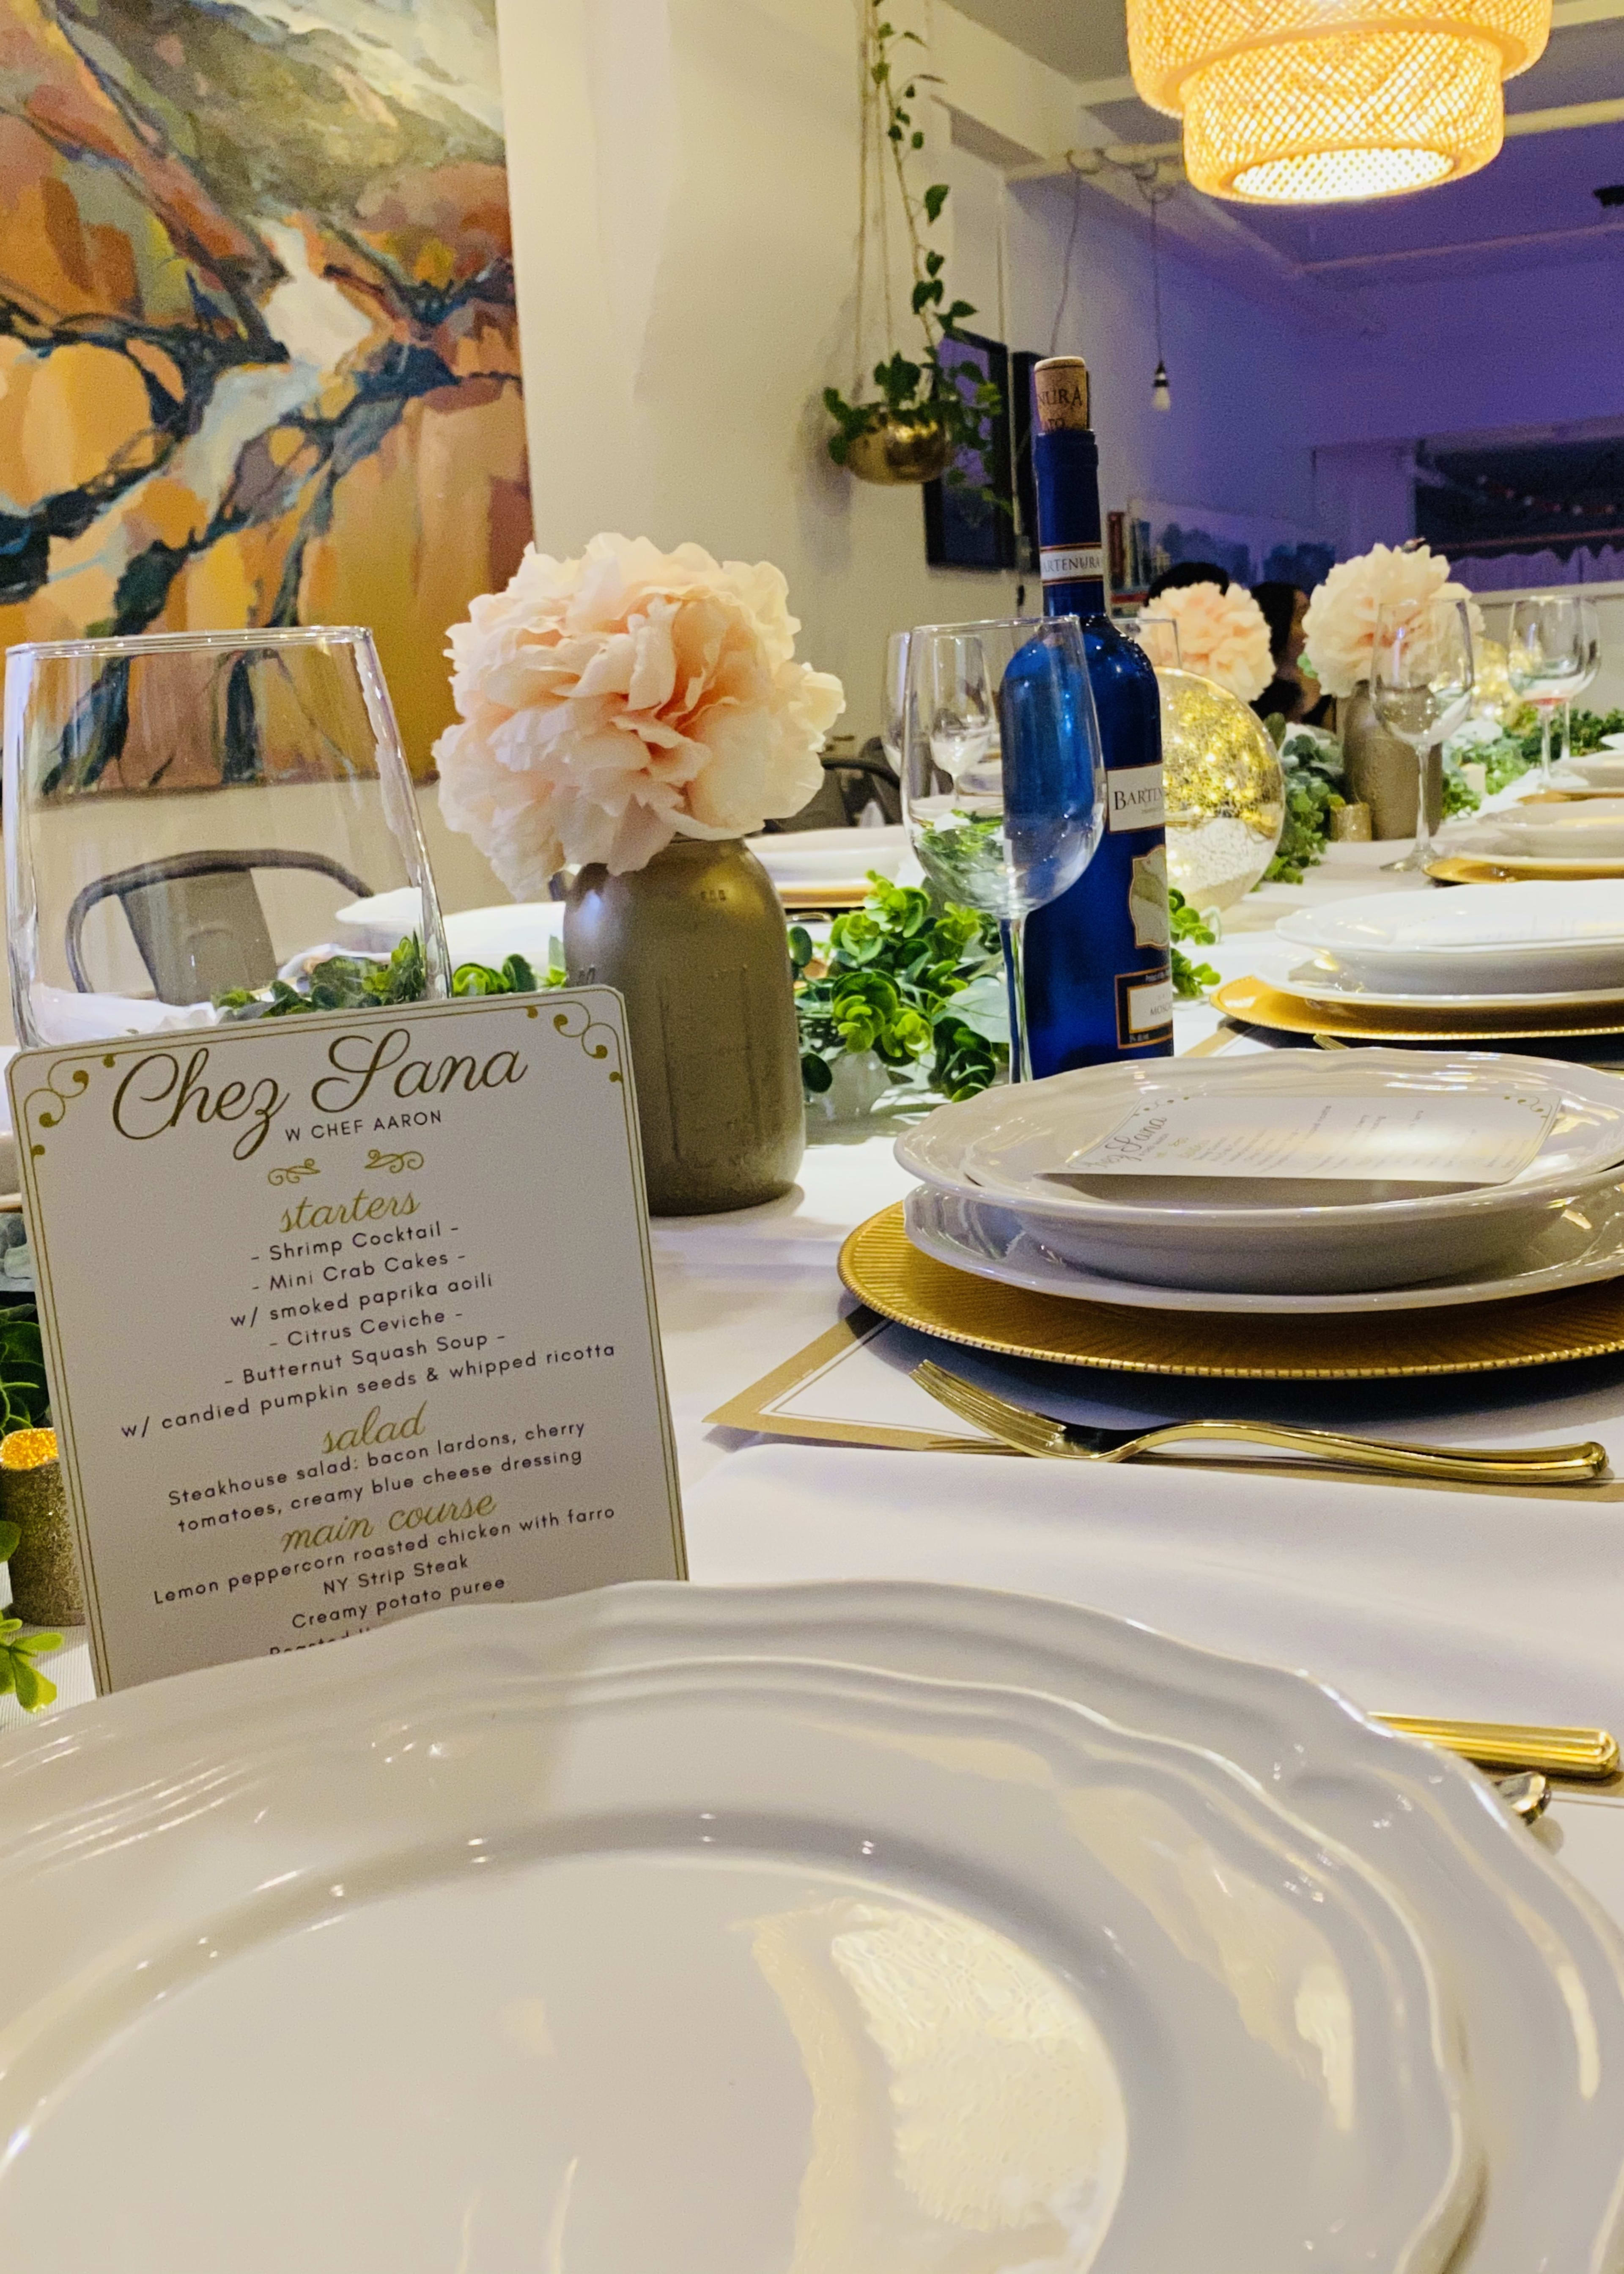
[924,330,1016,572]
[0,0,532,778]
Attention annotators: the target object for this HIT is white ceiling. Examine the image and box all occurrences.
[945,0,1130,84]
[947,2,1624,294]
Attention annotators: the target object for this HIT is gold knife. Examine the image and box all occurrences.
[1377,1715,1620,1781]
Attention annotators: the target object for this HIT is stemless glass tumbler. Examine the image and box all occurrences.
[4,627,449,1047]
[900,616,1106,1083]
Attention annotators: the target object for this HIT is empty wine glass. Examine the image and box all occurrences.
[1559,599,1602,774]
[1372,598,1475,875]
[4,626,449,1047]
[1509,596,1593,785]
[901,616,1106,1082]
[880,630,910,774]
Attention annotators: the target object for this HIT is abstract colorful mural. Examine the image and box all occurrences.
[0,0,530,772]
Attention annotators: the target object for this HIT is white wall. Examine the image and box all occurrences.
[497,0,1020,747]
[1004,174,1325,539]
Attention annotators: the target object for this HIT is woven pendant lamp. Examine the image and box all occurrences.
[1127,0,1551,203]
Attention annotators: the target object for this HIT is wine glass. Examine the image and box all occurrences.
[880,630,910,773]
[4,626,450,1047]
[1114,611,1181,671]
[1371,598,1474,875]
[1559,599,1601,774]
[1509,596,1592,785]
[901,616,1106,1083]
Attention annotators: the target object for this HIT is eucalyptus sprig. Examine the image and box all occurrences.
[0,1308,49,1434]
[791,876,1007,1103]
[216,936,538,1019]
[824,7,1001,488]
[0,1542,61,1714]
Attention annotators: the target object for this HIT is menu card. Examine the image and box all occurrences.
[8,991,685,1692]
[1060,1088,1557,1187]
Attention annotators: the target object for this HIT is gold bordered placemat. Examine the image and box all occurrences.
[1427,854,1624,885]
[838,1200,1624,1379]
[1212,973,1624,1045]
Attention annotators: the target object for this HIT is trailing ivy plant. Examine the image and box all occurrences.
[823,8,1001,488]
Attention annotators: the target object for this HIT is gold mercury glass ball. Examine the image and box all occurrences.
[1160,667,1285,913]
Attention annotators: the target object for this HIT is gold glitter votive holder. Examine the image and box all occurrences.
[1329,802,1373,843]
[0,1428,83,1626]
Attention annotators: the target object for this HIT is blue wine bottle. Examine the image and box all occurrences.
[1021,357,1172,1074]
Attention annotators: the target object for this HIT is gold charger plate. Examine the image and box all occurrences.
[1427,854,1624,884]
[776,881,870,912]
[1212,972,1624,1044]
[839,1200,1624,1379]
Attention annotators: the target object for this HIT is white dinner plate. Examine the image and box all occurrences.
[0,1607,1477,2274]
[1476,800,1624,858]
[896,1051,1624,1294]
[903,1180,1624,1312]
[1286,958,1624,1013]
[335,892,562,969]
[747,825,910,897]
[561,1583,1624,2274]
[1555,755,1624,787]
[1276,879,1624,994]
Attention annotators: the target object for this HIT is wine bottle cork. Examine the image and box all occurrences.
[0,1428,83,1626]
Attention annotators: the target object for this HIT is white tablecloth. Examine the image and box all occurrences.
[11,840,1624,1920]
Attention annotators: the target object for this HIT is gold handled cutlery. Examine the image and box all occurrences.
[912,1359,1611,1486]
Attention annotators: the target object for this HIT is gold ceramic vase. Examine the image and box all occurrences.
[0,1427,82,1626]
[565,838,805,1216]
[1341,684,1443,840]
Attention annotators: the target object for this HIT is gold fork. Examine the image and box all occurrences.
[912,1359,1611,1488]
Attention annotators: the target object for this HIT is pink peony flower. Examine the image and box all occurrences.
[433,533,846,887]
[1301,543,1474,700]
[1153,581,1273,702]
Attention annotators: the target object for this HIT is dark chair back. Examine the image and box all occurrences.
[66,847,373,1003]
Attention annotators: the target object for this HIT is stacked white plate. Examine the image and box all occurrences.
[895,1049,1624,1308]
[746,824,913,901]
[3,1581,1621,2271]
[1443,796,1624,872]
[1276,878,1624,1008]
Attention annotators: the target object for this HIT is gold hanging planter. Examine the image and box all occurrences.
[845,414,954,487]
[1127,0,1552,203]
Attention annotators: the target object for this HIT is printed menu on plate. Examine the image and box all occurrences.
[9,991,685,1692]
[1063,1088,1556,1186]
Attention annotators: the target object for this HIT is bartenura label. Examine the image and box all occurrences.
[1040,543,1105,583]
[1108,762,1166,833]
[8,991,686,1693]
[1116,969,1175,1045]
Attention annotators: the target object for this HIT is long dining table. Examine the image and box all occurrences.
[11,839,1624,1930]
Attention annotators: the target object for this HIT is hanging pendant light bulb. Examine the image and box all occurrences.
[1127,0,1551,205]
[1147,183,1172,410]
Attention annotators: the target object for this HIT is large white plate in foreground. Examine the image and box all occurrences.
[568,1584,1624,2274]
[0,1604,1475,2274]
[1276,879,1624,994]
[903,1180,1624,1313]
